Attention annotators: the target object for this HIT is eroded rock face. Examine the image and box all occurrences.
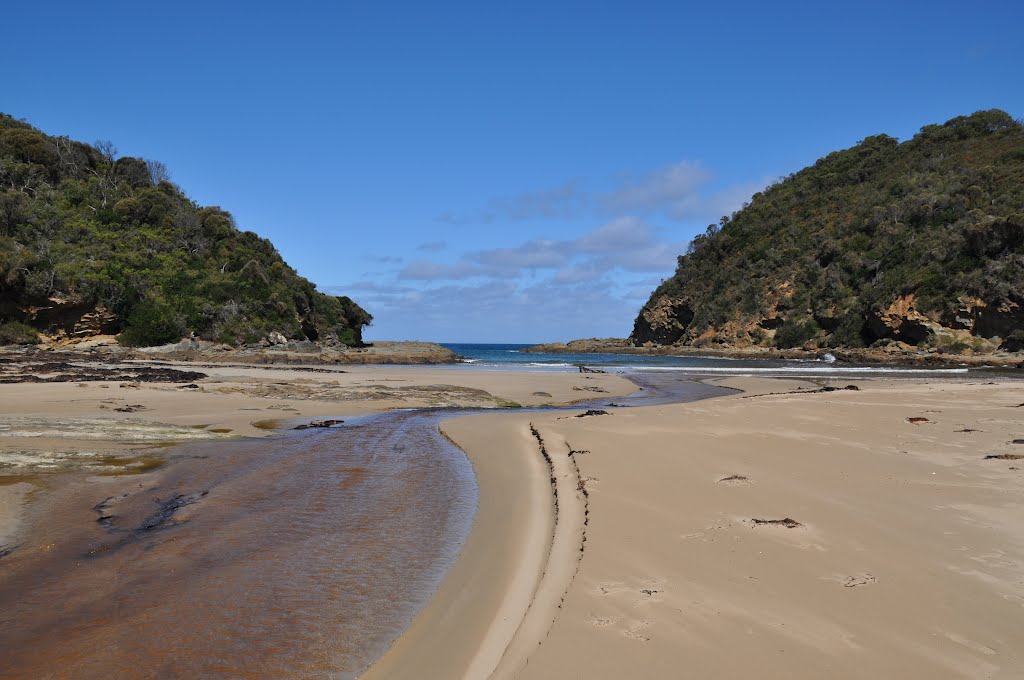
[975,298,1024,339]
[864,295,938,345]
[631,297,694,346]
[23,299,119,340]
[940,295,1024,338]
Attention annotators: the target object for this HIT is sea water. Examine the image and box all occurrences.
[441,342,975,376]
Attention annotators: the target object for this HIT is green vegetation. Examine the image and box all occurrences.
[632,110,1024,351]
[0,114,370,346]
[0,321,38,345]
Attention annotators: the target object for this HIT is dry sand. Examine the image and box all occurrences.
[369,377,1024,679]
[0,362,633,548]
[2,365,1023,679]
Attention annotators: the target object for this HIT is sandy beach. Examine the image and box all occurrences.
[370,376,1024,679]
[2,362,1023,678]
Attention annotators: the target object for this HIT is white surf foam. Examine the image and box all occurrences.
[621,365,969,375]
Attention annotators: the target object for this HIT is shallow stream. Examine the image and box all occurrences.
[0,374,727,678]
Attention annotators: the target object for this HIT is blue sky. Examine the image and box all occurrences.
[3,1,1021,342]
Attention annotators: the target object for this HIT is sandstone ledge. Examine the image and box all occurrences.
[2,339,460,366]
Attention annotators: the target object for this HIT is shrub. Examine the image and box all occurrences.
[0,321,38,345]
[117,302,183,347]
[774,318,821,348]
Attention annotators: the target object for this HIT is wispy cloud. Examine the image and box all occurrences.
[667,178,770,222]
[346,161,770,341]
[396,217,683,283]
[352,277,640,343]
[437,182,587,224]
[436,162,765,226]
[416,240,448,252]
[398,260,483,280]
[573,216,655,252]
[599,161,712,213]
[472,239,569,271]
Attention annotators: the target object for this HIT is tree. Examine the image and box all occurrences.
[93,139,117,163]
[0,190,28,237]
[146,159,170,184]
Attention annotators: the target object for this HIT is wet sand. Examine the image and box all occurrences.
[0,412,478,678]
[372,376,1024,679]
[3,366,1023,678]
[0,362,635,678]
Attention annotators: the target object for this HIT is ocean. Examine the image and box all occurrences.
[440,343,976,377]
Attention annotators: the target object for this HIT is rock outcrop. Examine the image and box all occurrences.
[631,298,693,345]
[20,299,120,341]
[523,338,632,354]
[863,295,938,346]
[134,340,460,365]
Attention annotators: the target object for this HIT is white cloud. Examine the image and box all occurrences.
[600,161,712,212]
[572,216,654,253]
[595,241,684,273]
[668,179,769,222]
[360,278,637,343]
[434,162,765,228]
[398,260,483,280]
[471,239,569,270]
[437,182,586,224]
[344,162,773,341]
[416,240,448,252]
[368,254,404,264]
[551,262,606,284]
[396,217,682,283]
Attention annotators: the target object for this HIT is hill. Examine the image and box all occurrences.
[631,110,1024,356]
[0,114,370,347]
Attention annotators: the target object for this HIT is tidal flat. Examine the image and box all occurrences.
[0,359,635,678]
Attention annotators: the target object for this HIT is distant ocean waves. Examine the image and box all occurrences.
[623,365,970,375]
[440,344,974,377]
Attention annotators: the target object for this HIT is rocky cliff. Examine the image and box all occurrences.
[632,110,1024,356]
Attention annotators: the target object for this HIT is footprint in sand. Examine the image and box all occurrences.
[623,620,653,642]
[595,581,628,596]
[596,579,668,607]
[746,517,803,529]
[587,615,620,628]
[943,631,997,655]
[681,523,732,541]
[841,573,877,588]
[634,587,665,606]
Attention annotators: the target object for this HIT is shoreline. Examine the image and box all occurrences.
[360,376,779,678]
[0,361,638,678]
[363,374,1024,679]
[521,338,1024,368]
[2,363,1023,677]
